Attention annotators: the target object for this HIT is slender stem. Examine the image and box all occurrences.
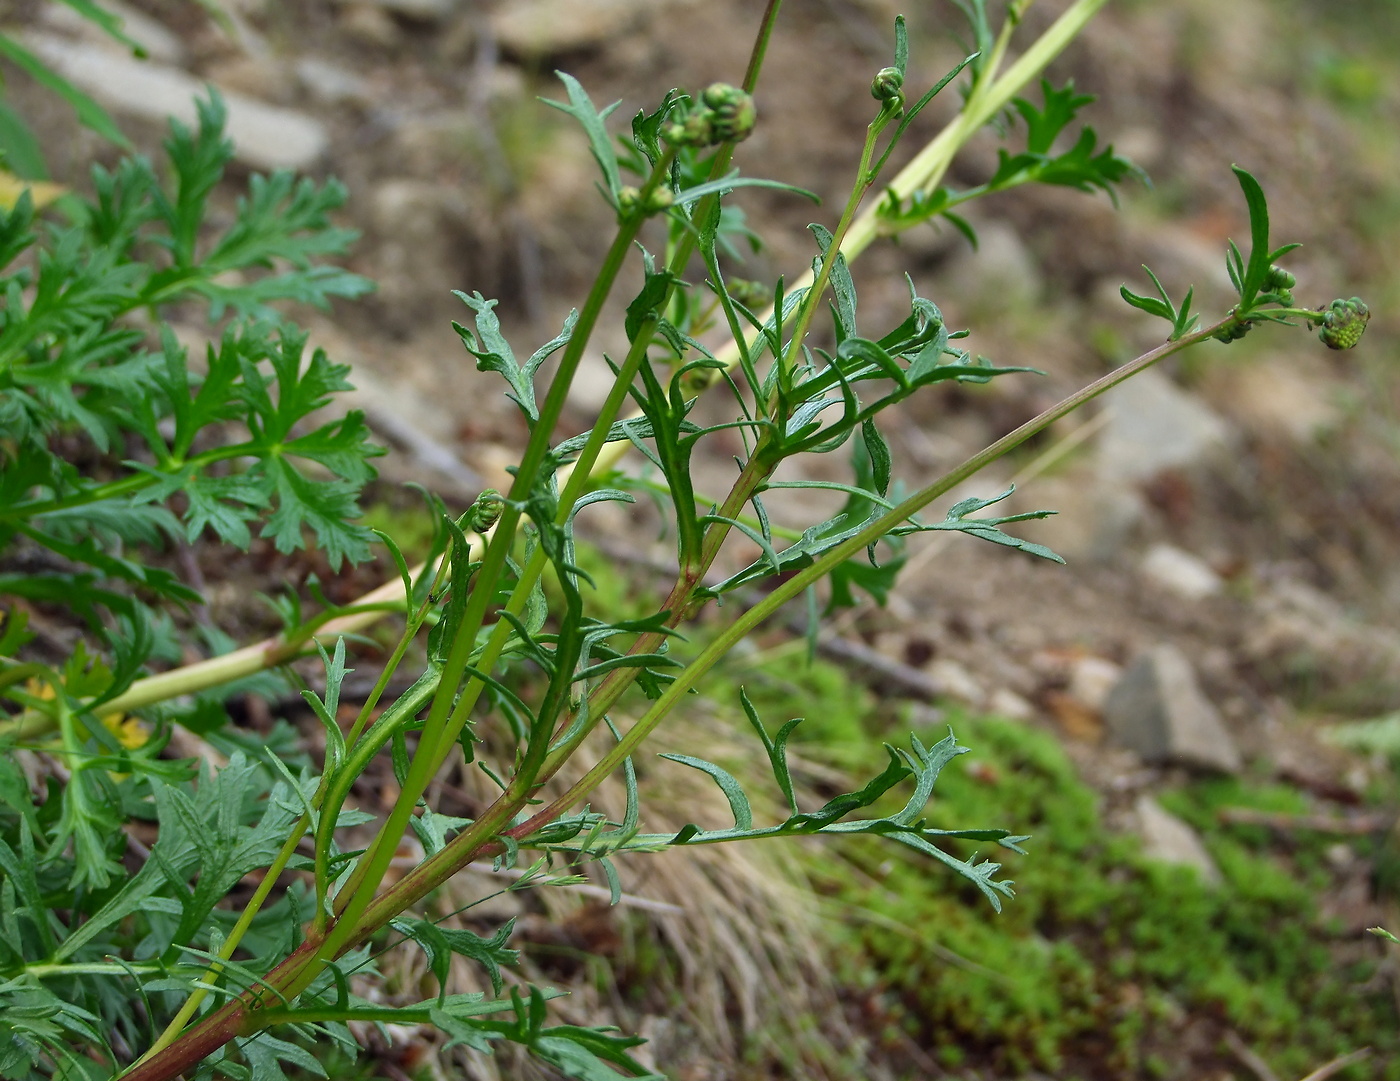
[3,0,1112,752]
[137,819,309,1063]
[516,317,1228,833]
[742,0,783,94]
[312,149,675,972]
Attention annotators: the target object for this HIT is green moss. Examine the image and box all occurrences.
[802,715,1399,1078]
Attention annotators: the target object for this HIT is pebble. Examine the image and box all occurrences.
[1141,543,1223,601]
[491,0,657,58]
[1134,795,1223,886]
[1067,654,1123,714]
[987,688,1035,721]
[294,55,374,106]
[1104,643,1243,774]
[927,658,986,709]
[18,33,329,172]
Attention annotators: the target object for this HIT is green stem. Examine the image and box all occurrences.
[517,316,1227,832]
[310,150,675,975]
[23,962,166,979]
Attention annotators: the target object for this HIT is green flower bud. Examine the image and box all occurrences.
[726,278,769,308]
[1316,296,1370,350]
[700,82,756,143]
[466,489,504,533]
[663,111,715,148]
[1213,320,1251,344]
[617,185,672,219]
[871,66,905,106]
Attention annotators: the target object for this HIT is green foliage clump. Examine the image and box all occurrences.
[815,716,1398,1078]
[0,93,377,667]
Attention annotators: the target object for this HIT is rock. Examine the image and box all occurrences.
[1012,468,1144,564]
[988,688,1035,721]
[491,0,659,58]
[338,3,402,48]
[1141,543,1223,601]
[1068,655,1123,714]
[367,178,474,319]
[1211,360,1340,443]
[1134,795,1222,886]
[202,54,295,102]
[927,659,985,708]
[18,34,328,172]
[1104,644,1243,773]
[294,55,374,106]
[1097,368,1233,484]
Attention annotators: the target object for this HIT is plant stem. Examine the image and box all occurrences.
[516,316,1228,831]
[309,149,675,975]
[6,0,1110,750]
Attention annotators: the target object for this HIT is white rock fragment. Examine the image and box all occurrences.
[1067,655,1122,714]
[1135,795,1222,887]
[492,0,659,58]
[927,659,986,709]
[1141,543,1223,601]
[987,688,1035,721]
[19,33,329,172]
[295,55,373,106]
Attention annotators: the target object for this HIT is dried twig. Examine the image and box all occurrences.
[1223,1029,1281,1081]
[1296,1048,1372,1081]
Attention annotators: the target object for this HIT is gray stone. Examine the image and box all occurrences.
[491,0,660,58]
[1010,468,1144,564]
[926,658,986,708]
[1134,795,1222,886]
[294,55,374,106]
[1105,644,1243,773]
[18,34,328,172]
[1097,368,1232,484]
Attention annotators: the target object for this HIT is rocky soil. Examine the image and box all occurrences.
[5,0,1400,1077]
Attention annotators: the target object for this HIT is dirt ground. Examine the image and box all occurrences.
[6,0,1400,1077]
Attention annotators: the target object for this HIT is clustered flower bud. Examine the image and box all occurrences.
[1213,320,1252,344]
[617,184,674,221]
[725,278,769,309]
[1314,297,1370,351]
[870,66,905,111]
[663,83,756,148]
[1263,264,1296,306]
[466,489,504,533]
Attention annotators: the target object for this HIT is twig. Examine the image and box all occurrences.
[1296,1048,1372,1081]
[1223,1030,1281,1081]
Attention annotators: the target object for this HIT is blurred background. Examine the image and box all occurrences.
[3,0,1399,1078]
